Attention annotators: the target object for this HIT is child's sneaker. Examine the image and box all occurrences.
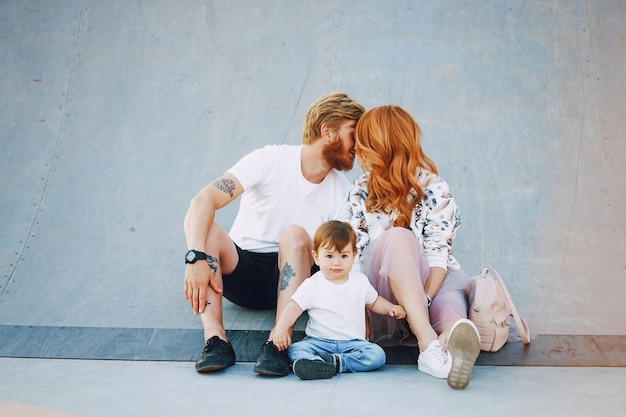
[292,358,337,380]
[320,353,340,374]
[417,339,451,379]
[447,319,481,390]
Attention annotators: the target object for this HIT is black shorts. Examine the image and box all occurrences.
[222,245,319,310]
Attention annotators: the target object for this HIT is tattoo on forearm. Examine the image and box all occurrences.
[207,255,219,274]
[212,177,236,197]
[278,263,295,292]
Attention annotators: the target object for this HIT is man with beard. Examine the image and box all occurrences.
[183,93,365,375]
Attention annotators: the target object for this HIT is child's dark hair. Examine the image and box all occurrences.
[313,220,357,253]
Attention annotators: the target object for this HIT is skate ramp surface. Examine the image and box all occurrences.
[1,1,625,366]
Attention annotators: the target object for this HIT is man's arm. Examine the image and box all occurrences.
[183,172,243,314]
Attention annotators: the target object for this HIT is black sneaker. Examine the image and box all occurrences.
[253,341,290,376]
[292,358,337,380]
[320,353,340,374]
[195,336,236,373]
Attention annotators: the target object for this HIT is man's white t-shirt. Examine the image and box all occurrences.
[227,144,351,253]
[291,271,379,341]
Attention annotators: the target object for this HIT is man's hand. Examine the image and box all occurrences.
[184,261,222,315]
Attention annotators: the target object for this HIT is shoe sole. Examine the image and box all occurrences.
[417,353,450,379]
[253,358,289,376]
[447,322,480,389]
[292,359,336,380]
[196,364,230,373]
[196,360,235,373]
[253,365,289,377]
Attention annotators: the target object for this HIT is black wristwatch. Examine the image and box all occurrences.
[425,294,432,308]
[185,249,208,264]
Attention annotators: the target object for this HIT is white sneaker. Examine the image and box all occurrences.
[447,319,481,390]
[417,339,451,379]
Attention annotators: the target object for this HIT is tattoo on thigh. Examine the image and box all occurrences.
[212,177,236,197]
[206,255,219,274]
[279,263,295,292]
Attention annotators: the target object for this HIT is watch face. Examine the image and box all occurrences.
[186,251,196,263]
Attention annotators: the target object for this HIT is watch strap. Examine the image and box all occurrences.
[185,249,208,264]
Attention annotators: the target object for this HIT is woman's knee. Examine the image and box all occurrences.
[429,292,468,332]
[380,228,424,257]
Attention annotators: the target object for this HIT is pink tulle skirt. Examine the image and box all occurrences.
[361,228,470,347]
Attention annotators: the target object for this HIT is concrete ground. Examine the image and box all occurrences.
[1,1,624,416]
[1,359,625,417]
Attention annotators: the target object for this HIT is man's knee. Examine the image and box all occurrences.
[206,222,228,243]
[206,223,239,273]
[279,225,312,251]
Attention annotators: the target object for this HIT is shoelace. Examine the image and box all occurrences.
[203,339,216,353]
[204,337,226,353]
[429,344,448,364]
[263,341,279,354]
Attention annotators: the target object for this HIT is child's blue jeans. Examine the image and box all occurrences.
[288,337,386,373]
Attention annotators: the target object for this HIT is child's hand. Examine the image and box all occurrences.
[389,305,406,319]
[271,331,292,351]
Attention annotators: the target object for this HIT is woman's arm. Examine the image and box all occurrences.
[421,176,460,272]
[347,177,372,264]
[424,266,446,301]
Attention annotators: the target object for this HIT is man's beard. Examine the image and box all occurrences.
[322,139,354,171]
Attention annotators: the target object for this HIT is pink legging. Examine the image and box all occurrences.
[362,227,470,347]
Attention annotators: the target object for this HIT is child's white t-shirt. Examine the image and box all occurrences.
[227,144,351,253]
[291,271,379,341]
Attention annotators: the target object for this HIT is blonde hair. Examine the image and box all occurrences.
[313,220,357,254]
[302,93,365,144]
[354,105,438,228]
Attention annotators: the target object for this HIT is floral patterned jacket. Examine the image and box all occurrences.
[345,168,462,272]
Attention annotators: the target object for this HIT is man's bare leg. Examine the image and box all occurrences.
[274,226,314,332]
[254,225,313,376]
[194,224,239,372]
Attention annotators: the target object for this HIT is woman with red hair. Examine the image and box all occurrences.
[346,105,480,390]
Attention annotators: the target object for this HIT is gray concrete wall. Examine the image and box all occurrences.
[1,0,624,336]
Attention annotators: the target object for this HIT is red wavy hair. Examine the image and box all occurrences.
[354,105,438,228]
